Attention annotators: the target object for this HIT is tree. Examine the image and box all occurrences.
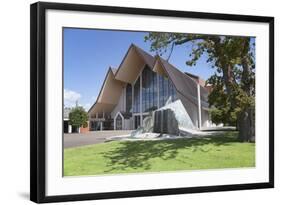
[69,106,88,132]
[144,33,255,142]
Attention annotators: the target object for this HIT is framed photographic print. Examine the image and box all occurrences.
[30,1,274,203]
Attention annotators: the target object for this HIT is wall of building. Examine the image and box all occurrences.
[111,80,211,130]
[176,87,214,129]
[177,92,200,129]
[201,109,210,128]
[124,119,133,130]
[111,86,126,119]
[80,121,90,133]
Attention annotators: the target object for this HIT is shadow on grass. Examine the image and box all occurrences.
[102,132,239,173]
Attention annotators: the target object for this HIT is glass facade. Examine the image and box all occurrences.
[126,84,132,113]
[142,66,158,112]
[133,77,140,113]
[134,115,141,129]
[159,74,177,107]
[126,65,177,114]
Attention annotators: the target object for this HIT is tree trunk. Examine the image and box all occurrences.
[222,64,235,96]
[238,107,255,142]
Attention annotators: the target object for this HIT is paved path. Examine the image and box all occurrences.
[64,130,132,148]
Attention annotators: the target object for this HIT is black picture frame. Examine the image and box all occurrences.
[30,1,274,203]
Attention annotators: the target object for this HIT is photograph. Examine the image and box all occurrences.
[30,2,274,202]
[63,28,256,177]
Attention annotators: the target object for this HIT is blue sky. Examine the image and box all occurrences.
[63,28,241,110]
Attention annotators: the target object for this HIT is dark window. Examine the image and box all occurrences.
[126,84,132,113]
[159,75,165,107]
[133,66,177,113]
[142,66,158,112]
[134,115,141,129]
[158,74,177,107]
[163,76,169,104]
[133,77,140,113]
[169,79,177,101]
[116,115,122,130]
[153,73,158,108]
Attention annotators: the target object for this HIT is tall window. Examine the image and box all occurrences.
[142,66,157,112]
[159,75,165,107]
[132,65,178,113]
[126,84,132,113]
[133,77,140,113]
[168,78,177,101]
[159,74,177,107]
[153,72,158,108]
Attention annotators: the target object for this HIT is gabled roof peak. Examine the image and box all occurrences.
[132,44,155,68]
[109,66,117,75]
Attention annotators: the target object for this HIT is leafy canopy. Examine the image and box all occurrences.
[69,106,88,128]
[144,33,255,126]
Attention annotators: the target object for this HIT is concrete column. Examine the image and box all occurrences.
[132,84,134,130]
[68,124,72,133]
[100,122,103,131]
[197,84,202,130]
[114,118,116,130]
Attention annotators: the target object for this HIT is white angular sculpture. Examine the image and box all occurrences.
[131,99,197,138]
[157,99,196,131]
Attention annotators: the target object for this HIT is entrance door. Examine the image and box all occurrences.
[116,115,123,130]
[134,115,141,129]
[64,120,69,133]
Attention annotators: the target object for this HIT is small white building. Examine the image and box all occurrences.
[63,107,72,133]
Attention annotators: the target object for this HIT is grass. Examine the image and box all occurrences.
[64,132,255,176]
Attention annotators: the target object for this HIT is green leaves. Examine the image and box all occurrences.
[69,106,88,128]
[144,32,255,130]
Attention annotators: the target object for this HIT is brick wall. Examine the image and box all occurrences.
[80,121,89,133]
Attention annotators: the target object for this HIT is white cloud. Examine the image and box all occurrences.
[64,89,81,101]
[64,89,81,108]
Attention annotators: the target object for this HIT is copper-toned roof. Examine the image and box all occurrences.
[157,56,209,108]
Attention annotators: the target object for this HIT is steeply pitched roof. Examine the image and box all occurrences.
[110,67,117,75]
[156,56,209,108]
[88,67,124,114]
[88,45,209,115]
[133,44,155,69]
[185,72,206,88]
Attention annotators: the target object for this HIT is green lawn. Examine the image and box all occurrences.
[64,132,255,176]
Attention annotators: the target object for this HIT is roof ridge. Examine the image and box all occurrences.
[157,56,208,97]
[132,44,156,68]
[109,66,118,75]
[132,43,152,56]
[158,56,205,85]
[184,72,199,79]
